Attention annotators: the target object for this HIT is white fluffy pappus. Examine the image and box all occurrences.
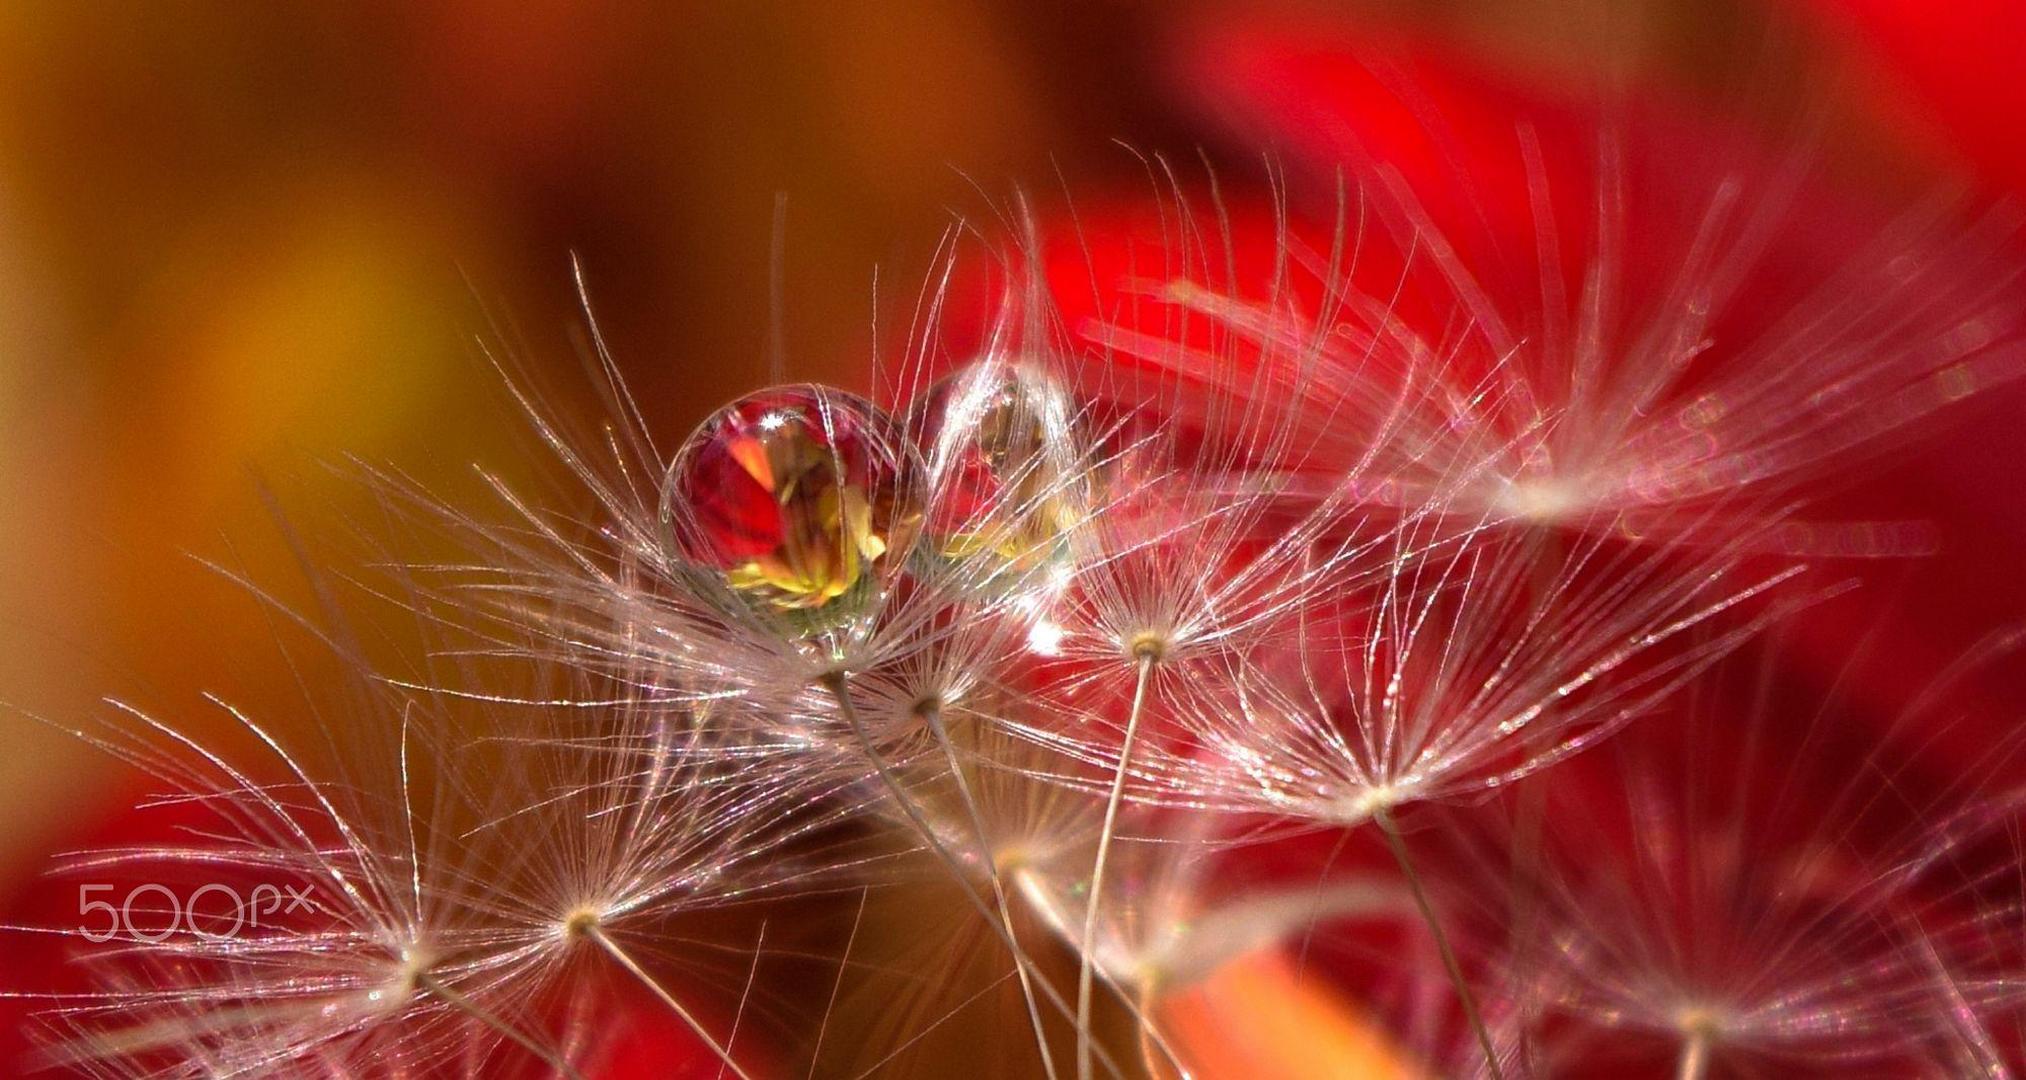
[13,558,878,1079]
[1072,134,2026,553]
[1423,628,2026,1078]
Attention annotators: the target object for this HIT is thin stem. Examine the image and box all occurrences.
[808,887,868,1079]
[1008,865,1194,1080]
[721,920,767,1080]
[416,971,584,1080]
[1079,652,1156,1080]
[1136,979,1171,1080]
[819,673,1108,1079]
[579,922,754,1080]
[922,703,1062,1080]
[1676,1028,1711,1080]
[1374,806,1504,1080]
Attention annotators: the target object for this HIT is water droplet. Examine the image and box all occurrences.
[664,384,918,626]
[913,361,1083,592]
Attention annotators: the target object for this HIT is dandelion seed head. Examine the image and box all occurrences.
[1059,136,2026,561]
[1125,630,1171,663]
[1445,634,2026,1073]
[25,540,883,1078]
[1673,1003,1727,1042]
[1333,782,1418,824]
[1488,475,1595,525]
[1055,514,1798,835]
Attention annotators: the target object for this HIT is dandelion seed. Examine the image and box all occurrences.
[361,281,1114,1067]
[1007,493,1806,1077]
[1129,43,2026,551]
[17,543,878,1079]
[1436,632,2026,1076]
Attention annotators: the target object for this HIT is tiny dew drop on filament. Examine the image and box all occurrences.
[662,383,920,631]
[911,359,1085,597]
